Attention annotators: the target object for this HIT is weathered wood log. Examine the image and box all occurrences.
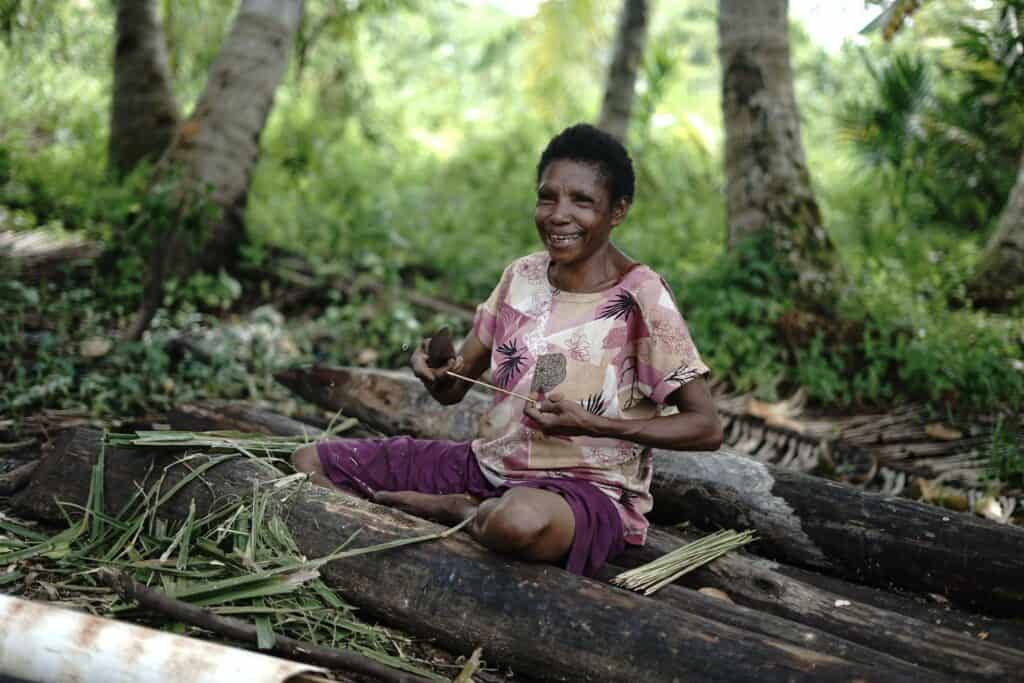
[15,428,933,682]
[0,459,38,496]
[274,366,1024,616]
[608,529,1024,679]
[0,229,103,282]
[168,400,381,440]
[168,399,1024,678]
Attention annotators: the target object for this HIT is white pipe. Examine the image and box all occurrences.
[0,594,324,683]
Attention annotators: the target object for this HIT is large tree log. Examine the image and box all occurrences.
[610,530,1024,678]
[14,428,936,682]
[167,400,382,440]
[171,398,1024,678]
[274,366,1024,616]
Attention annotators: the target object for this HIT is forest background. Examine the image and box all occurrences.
[0,0,1021,480]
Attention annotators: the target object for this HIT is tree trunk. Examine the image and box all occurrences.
[718,0,841,308]
[12,428,936,682]
[126,0,303,340]
[109,0,181,176]
[968,148,1024,308]
[168,398,1024,678]
[274,365,1024,616]
[597,0,649,143]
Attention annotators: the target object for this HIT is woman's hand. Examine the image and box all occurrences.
[411,337,463,389]
[523,393,600,437]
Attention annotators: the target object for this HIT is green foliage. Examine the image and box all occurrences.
[987,415,1023,489]
[836,1,1024,234]
[0,0,1020,422]
[680,236,792,400]
[0,277,286,425]
[681,235,1024,410]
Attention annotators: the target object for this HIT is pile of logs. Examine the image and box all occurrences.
[7,364,1024,681]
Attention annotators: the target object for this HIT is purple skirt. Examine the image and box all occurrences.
[316,436,625,577]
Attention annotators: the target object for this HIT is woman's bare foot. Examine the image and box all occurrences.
[373,491,479,526]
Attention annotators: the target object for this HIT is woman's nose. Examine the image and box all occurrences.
[551,197,572,222]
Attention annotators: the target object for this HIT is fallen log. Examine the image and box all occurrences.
[608,530,1024,679]
[274,366,1024,616]
[0,228,103,282]
[0,459,38,496]
[0,594,331,683]
[170,399,1024,678]
[14,428,932,682]
[168,400,382,439]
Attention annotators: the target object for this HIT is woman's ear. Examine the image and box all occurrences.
[611,198,630,227]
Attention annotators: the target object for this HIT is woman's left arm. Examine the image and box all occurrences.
[523,378,723,451]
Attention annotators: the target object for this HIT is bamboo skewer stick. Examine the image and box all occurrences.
[445,370,539,406]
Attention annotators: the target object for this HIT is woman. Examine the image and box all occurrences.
[292,123,722,577]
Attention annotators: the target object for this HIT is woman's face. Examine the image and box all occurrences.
[534,159,626,268]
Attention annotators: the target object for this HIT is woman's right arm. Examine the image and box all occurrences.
[410,332,491,405]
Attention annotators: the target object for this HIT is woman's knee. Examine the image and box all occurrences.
[475,491,550,552]
[291,444,320,473]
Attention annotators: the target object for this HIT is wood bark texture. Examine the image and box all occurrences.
[275,365,1024,615]
[597,0,649,142]
[718,0,841,307]
[16,428,935,682]
[128,0,303,339]
[109,0,180,175]
[968,148,1024,307]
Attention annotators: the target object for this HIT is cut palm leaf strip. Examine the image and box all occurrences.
[611,529,757,595]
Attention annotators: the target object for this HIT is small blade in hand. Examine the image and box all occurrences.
[426,326,456,368]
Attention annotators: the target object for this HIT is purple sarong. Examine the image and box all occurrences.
[316,436,625,577]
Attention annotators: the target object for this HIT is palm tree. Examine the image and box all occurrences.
[124,0,304,339]
[109,0,180,175]
[968,149,1024,307]
[597,0,650,142]
[717,0,842,309]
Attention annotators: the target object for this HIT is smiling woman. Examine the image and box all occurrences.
[292,123,722,578]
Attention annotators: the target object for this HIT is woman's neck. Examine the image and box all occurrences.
[548,245,631,293]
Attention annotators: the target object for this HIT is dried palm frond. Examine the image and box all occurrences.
[611,529,756,596]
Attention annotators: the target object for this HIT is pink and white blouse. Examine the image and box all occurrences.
[470,252,709,544]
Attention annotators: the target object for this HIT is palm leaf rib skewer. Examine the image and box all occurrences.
[445,370,538,406]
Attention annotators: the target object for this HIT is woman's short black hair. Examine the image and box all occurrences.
[536,123,635,205]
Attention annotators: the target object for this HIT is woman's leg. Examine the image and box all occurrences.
[291,444,349,491]
[377,486,575,564]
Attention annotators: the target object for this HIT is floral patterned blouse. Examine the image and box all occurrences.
[471,252,709,544]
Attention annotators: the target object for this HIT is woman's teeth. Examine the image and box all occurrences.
[549,233,582,246]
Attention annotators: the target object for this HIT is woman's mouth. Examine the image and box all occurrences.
[546,232,583,248]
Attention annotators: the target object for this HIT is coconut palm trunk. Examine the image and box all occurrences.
[109,0,180,175]
[718,0,841,308]
[967,148,1024,308]
[597,0,650,143]
[125,0,304,340]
